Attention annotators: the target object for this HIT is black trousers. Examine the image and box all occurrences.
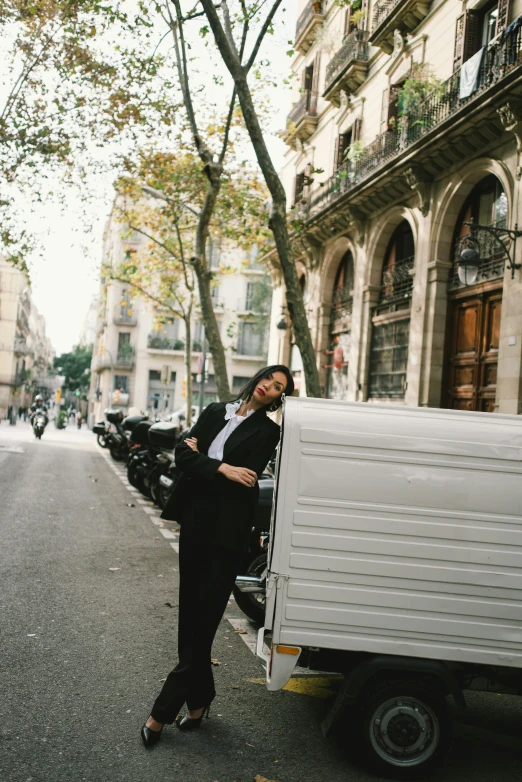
[150,527,241,724]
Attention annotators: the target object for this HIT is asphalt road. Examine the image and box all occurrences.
[1,419,522,782]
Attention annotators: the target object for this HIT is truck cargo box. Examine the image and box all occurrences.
[262,397,522,687]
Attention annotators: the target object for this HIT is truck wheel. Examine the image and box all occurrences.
[356,680,452,778]
[232,553,267,625]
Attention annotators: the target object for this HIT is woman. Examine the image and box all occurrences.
[141,365,294,747]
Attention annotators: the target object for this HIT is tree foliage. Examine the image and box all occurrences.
[104,141,270,412]
[53,343,92,391]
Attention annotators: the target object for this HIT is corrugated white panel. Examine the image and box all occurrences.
[271,399,522,668]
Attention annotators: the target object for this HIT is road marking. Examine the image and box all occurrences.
[248,676,342,699]
[0,445,24,454]
[160,528,176,539]
[170,541,180,553]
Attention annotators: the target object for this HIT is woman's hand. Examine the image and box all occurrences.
[217,463,258,487]
[185,437,199,453]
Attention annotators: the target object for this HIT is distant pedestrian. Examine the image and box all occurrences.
[141,365,294,747]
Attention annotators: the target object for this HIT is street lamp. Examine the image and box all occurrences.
[276,310,289,339]
[457,219,522,286]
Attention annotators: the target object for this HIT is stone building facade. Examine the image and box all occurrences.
[267,0,522,414]
[0,256,54,418]
[90,205,271,419]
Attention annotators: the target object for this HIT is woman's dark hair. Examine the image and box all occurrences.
[236,365,294,411]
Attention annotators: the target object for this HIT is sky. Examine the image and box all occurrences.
[16,3,297,356]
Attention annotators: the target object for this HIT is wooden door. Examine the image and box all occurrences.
[443,290,502,412]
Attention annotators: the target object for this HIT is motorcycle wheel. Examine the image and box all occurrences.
[127,461,150,497]
[109,443,125,462]
[232,553,267,625]
[97,435,108,448]
[157,483,172,511]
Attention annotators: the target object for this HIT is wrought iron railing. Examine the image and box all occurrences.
[372,0,404,31]
[331,287,354,323]
[305,21,522,219]
[380,255,415,305]
[295,2,323,42]
[324,29,369,93]
[148,334,185,351]
[116,347,134,366]
[287,90,318,126]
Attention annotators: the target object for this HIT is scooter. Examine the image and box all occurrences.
[32,412,48,440]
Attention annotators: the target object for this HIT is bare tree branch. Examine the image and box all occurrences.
[245,0,283,72]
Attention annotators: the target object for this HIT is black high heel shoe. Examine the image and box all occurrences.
[176,704,211,731]
[141,722,163,747]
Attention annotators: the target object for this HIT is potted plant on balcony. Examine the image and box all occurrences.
[312,1,322,13]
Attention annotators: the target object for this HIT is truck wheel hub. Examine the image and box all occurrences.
[370,696,439,766]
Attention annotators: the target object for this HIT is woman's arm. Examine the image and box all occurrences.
[174,403,223,481]
[242,424,281,477]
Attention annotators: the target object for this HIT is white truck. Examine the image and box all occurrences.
[257,397,522,777]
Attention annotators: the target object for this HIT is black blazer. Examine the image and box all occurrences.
[161,402,281,552]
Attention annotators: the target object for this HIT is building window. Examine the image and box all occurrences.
[368,221,414,399]
[450,175,508,289]
[113,375,129,393]
[237,321,264,356]
[147,368,176,413]
[208,237,221,268]
[326,251,354,401]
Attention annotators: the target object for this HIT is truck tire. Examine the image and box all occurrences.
[355,679,452,779]
[232,553,267,625]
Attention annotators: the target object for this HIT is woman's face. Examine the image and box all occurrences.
[252,371,288,407]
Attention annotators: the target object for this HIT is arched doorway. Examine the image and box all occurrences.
[326,251,353,399]
[368,221,414,399]
[442,175,507,412]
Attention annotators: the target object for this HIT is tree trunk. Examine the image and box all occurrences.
[184,313,193,428]
[193,176,231,401]
[198,2,322,398]
[230,76,321,397]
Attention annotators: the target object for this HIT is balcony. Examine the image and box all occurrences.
[13,338,28,355]
[323,30,370,106]
[294,2,325,55]
[147,334,185,352]
[370,0,431,54]
[303,23,522,226]
[113,305,137,326]
[115,347,134,368]
[285,90,319,149]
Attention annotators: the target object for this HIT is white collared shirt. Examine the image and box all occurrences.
[207,401,255,461]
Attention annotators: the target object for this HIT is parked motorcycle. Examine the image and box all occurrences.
[233,473,275,624]
[32,411,48,440]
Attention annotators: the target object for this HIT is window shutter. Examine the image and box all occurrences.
[344,6,352,36]
[304,162,313,193]
[388,83,401,127]
[337,134,349,168]
[380,88,389,132]
[352,117,362,142]
[294,171,305,204]
[453,13,465,71]
[455,11,480,69]
[497,0,512,34]
[463,10,480,62]
[333,135,340,171]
